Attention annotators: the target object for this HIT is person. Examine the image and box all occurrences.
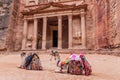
[19,52,27,69]
[50,50,61,66]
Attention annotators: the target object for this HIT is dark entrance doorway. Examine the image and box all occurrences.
[53,30,58,47]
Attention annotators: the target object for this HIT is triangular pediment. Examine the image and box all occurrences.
[32,2,75,11]
[22,2,87,15]
[36,5,65,11]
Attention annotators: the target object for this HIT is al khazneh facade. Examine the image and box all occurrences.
[0,0,120,51]
[19,0,87,50]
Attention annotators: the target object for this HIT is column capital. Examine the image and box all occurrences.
[68,15,73,21]
[43,16,47,22]
[68,14,72,17]
[80,9,86,16]
[58,15,62,19]
[80,9,85,12]
[23,18,28,21]
[33,18,38,23]
[34,18,38,20]
[43,16,47,18]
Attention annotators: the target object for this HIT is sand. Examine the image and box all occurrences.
[0,53,120,80]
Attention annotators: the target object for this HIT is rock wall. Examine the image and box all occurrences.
[109,0,120,48]
[96,0,110,48]
[0,0,12,48]
[87,0,120,50]
[86,9,94,49]
[5,0,21,51]
[86,0,110,49]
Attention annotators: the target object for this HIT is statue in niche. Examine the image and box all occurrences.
[27,35,33,48]
[73,31,82,45]
[74,31,81,39]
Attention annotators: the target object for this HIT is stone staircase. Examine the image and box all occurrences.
[0,49,119,57]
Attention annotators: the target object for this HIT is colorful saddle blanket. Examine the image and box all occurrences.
[25,53,42,70]
[67,60,83,75]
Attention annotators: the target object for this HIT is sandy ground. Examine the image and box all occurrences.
[0,53,120,80]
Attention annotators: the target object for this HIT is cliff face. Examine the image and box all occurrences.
[96,0,110,48]
[0,0,12,48]
[5,0,20,51]
[84,0,109,49]
[109,0,120,48]
[94,0,120,49]
[87,0,120,50]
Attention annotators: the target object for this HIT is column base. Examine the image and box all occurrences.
[58,47,62,49]
[41,48,46,50]
[82,46,86,49]
[68,47,73,49]
[21,48,26,51]
[32,48,37,50]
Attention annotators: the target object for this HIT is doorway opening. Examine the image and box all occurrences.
[53,30,58,47]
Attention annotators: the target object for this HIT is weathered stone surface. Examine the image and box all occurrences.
[0,0,11,49]
[0,54,120,80]
[0,0,120,51]
[5,0,20,51]
[109,0,120,48]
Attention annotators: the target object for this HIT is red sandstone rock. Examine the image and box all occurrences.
[0,0,120,51]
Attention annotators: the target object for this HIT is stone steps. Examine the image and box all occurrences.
[0,49,120,55]
[0,49,120,56]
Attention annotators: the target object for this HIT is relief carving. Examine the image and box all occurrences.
[26,35,33,48]
[73,31,82,45]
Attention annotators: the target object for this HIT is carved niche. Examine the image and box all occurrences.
[26,35,33,48]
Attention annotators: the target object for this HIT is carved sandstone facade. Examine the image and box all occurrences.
[21,0,88,50]
[0,0,120,51]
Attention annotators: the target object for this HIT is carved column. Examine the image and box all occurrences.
[32,18,38,50]
[42,17,47,49]
[80,9,86,49]
[58,16,62,49]
[22,19,28,50]
[68,15,73,49]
